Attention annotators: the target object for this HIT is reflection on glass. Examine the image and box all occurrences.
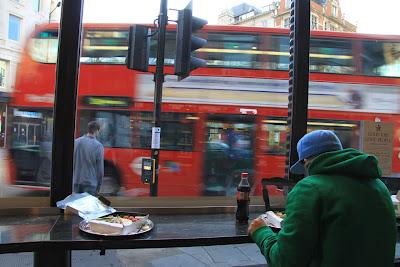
[2,0,400,199]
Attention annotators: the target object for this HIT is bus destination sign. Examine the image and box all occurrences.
[82,96,132,108]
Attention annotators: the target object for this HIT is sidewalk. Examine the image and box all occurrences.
[0,244,267,267]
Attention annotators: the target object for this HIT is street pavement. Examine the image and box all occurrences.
[0,244,267,267]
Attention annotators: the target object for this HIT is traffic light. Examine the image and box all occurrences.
[174,2,207,80]
[126,25,151,72]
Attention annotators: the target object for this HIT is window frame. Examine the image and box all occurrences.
[332,1,338,17]
[33,0,41,12]
[8,14,22,42]
[311,14,319,30]
[284,18,290,28]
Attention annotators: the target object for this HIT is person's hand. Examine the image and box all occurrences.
[248,217,267,236]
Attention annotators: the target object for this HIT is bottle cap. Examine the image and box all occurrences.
[241,172,248,178]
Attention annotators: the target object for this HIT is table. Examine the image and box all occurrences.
[0,212,254,267]
[0,212,399,267]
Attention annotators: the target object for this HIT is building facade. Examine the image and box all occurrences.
[218,0,357,32]
[0,0,55,147]
[218,2,276,28]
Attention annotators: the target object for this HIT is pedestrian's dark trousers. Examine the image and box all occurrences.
[74,184,97,195]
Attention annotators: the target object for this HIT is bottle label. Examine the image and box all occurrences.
[237,191,250,200]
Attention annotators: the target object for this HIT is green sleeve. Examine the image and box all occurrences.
[251,179,320,267]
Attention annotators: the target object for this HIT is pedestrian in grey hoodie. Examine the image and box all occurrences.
[73,121,104,195]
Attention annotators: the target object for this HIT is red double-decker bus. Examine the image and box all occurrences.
[5,23,400,196]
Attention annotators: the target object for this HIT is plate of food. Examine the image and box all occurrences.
[79,212,154,237]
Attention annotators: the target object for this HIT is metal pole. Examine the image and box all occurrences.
[50,0,84,206]
[286,0,310,181]
[150,0,168,196]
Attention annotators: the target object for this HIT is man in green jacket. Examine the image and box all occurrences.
[248,130,396,267]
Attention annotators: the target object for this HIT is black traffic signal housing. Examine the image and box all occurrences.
[174,3,207,80]
[126,25,151,72]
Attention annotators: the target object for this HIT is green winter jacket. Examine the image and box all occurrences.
[252,148,396,267]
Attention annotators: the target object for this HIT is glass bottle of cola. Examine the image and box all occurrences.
[236,172,251,223]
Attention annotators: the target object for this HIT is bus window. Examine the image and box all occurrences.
[81,30,128,64]
[309,38,354,74]
[80,29,177,66]
[80,110,131,148]
[262,35,290,70]
[131,112,195,151]
[263,118,359,155]
[149,31,176,66]
[200,32,261,69]
[29,30,59,63]
[307,120,360,149]
[362,41,400,77]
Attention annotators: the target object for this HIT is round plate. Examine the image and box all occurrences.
[79,212,154,238]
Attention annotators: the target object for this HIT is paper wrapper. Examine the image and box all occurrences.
[57,193,116,220]
[392,194,400,218]
[259,211,283,229]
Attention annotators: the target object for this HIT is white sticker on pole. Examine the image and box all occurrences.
[151,127,161,149]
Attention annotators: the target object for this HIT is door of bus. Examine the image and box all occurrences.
[204,114,255,196]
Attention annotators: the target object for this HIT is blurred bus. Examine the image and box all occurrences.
[5,23,400,196]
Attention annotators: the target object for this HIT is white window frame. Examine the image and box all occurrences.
[311,14,318,30]
[332,1,338,17]
[33,0,41,12]
[8,14,22,42]
[284,18,290,28]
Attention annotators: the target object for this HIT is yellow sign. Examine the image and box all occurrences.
[88,97,126,106]
[361,121,394,176]
[82,96,131,108]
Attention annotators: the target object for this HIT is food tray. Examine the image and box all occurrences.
[79,211,154,238]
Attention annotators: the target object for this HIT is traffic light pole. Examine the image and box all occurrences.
[150,0,168,196]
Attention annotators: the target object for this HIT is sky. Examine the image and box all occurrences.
[82,0,400,35]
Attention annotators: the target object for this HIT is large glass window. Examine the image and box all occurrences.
[8,15,21,41]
